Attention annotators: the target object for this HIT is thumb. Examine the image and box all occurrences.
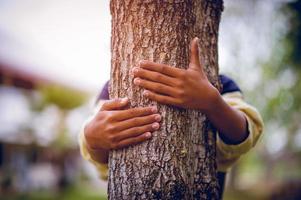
[101,97,129,111]
[189,37,202,71]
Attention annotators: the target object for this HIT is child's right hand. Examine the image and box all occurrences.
[84,97,161,151]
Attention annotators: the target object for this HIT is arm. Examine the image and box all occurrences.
[132,37,249,144]
[205,93,248,144]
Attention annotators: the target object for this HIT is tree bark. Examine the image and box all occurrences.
[109,0,223,199]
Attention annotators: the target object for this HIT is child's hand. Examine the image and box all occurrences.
[84,98,161,150]
[132,37,219,113]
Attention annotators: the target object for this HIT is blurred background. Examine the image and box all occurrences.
[0,0,300,199]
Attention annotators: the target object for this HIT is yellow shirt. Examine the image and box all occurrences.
[79,91,263,180]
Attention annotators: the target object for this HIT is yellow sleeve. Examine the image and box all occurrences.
[78,101,109,180]
[217,91,264,172]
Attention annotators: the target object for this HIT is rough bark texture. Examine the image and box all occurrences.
[109,0,223,199]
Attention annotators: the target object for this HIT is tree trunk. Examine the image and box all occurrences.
[109,1,223,199]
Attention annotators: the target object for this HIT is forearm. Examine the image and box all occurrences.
[205,92,248,144]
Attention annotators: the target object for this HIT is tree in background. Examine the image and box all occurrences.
[38,84,87,149]
[256,0,301,181]
[109,0,223,199]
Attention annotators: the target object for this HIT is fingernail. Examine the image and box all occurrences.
[151,106,157,113]
[139,60,146,66]
[143,90,149,96]
[121,97,128,104]
[155,114,161,121]
[145,132,152,138]
[132,67,138,74]
[152,122,160,130]
[134,78,140,85]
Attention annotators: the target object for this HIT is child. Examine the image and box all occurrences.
[79,38,263,196]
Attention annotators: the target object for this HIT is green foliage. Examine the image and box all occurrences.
[258,0,301,133]
[0,184,107,200]
[222,1,301,197]
[38,84,88,110]
[284,0,301,68]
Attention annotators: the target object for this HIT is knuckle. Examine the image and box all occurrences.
[139,79,146,86]
[129,109,136,116]
[146,82,154,89]
[106,113,116,121]
[176,80,184,87]
[149,114,157,121]
[107,134,115,143]
[157,84,164,91]
[102,100,115,110]
[146,124,154,131]
[142,107,150,114]
[177,89,185,98]
[136,126,146,134]
[106,125,116,133]
[131,127,141,134]
[139,126,147,133]
[155,73,163,80]
[132,118,140,125]
[138,107,145,113]
[137,135,147,142]
[138,69,144,75]
[144,107,151,112]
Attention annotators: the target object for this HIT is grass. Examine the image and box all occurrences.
[0,184,107,200]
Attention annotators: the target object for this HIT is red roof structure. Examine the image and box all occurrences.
[0,62,50,90]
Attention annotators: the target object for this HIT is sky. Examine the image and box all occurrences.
[0,0,111,92]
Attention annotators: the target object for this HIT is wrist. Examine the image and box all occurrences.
[87,144,109,163]
[86,141,109,164]
[84,123,109,164]
[202,87,222,115]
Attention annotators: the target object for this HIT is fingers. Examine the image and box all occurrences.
[113,132,152,149]
[143,90,180,106]
[109,112,161,149]
[189,37,203,73]
[101,98,129,111]
[114,106,158,121]
[133,78,177,97]
[139,60,183,78]
[116,113,161,131]
[114,122,159,143]
[132,67,176,86]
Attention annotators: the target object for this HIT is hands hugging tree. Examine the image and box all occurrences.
[132,37,219,112]
[84,37,224,159]
[81,1,264,199]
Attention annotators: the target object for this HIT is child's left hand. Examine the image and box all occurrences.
[132,37,219,113]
